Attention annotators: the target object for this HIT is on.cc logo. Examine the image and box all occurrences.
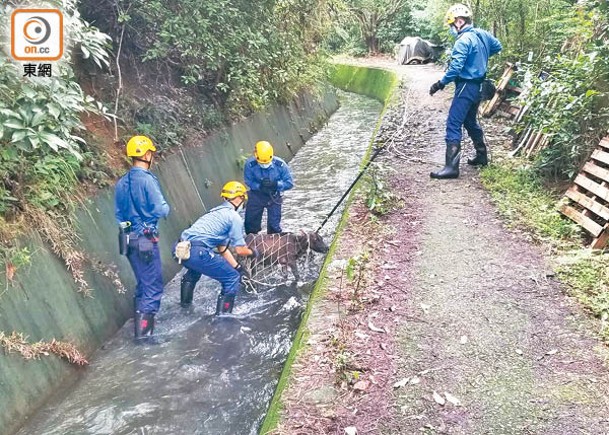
[11,9,63,61]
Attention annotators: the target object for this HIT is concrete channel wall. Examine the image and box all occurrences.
[0,90,339,435]
[259,64,400,434]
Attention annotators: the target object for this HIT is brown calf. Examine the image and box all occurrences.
[245,231,329,281]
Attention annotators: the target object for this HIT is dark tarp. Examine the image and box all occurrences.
[396,37,442,65]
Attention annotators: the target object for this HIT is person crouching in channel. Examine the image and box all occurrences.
[115,135,170,340]
[175,181,259,315]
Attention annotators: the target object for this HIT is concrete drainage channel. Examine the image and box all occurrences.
[9,75,395,434]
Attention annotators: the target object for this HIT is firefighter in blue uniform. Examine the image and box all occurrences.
[429,3,502,179]
[177,181,259,314]
[115,135,170,339]
[243,141,294,234]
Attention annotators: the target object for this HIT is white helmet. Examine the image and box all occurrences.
[445,4,472,25]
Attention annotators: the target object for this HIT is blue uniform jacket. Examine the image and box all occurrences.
[180,202,246,249]
[243,156,294,193]
[440,25,502,86]
[115,167,170,235]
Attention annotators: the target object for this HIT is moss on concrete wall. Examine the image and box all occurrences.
[0,90,339,435]
[330,63,398,105]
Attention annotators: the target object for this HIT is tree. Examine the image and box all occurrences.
[346,0,409,53]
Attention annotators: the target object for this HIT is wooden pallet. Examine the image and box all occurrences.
[559,136,609,249]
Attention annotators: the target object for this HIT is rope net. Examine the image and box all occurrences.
[236,232,315,293]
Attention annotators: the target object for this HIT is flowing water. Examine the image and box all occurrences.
[17,92,382,435]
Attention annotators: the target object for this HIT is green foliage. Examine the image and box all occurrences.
[0,2,112,287]
[0,2,111,171]
[480,162,583,246]
[363,163,401,215]
[326,0,421,54]
[123,0,330,116]
[509,6,609,180]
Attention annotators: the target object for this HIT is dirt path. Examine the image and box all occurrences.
[272,58,609,434]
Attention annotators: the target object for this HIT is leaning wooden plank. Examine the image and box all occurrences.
[525,131,543,158]
[514,104,529,123]
[505,85,523,93]
[574,174,609,202]
[582,161,609,184]
[559,204,604,237]
[591,224,609,249]
[509,127,532,157]
[565,187,609,220]
[591,149,609,166]
[508,105,521,116]
[481,64,514,117]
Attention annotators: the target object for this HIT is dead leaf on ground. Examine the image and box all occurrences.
[353,380,370,391]
[432,391,445,405]
[445,392,461,406]
[393,378,410,389]
[546,349,558,355]
[5,262,15,281]
[367,321,385,333]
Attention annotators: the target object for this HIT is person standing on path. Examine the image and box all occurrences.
[429,3,502,179]
[244,141,294,234]
[176,181,259,315]
[115,135,170,340]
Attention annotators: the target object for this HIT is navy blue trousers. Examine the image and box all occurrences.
[127,240,164,314]
[446,81,484,144]
[182,247,241,296]
[244,190,283,234]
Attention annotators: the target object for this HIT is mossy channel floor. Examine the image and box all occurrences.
[271,58,609,434]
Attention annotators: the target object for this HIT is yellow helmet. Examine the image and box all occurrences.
[254,141,274,164]
[221,181,248,200]
[126,135,156,157]
[445,3,472,25]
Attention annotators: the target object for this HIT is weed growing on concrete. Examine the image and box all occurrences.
[0,331,88,366]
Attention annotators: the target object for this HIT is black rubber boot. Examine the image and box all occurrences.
[215,293,235,315]
[467,141,488,166]
[134,311,143,339]
[430,142,461,179]
[180,276,197,308]
[135,311,155,339]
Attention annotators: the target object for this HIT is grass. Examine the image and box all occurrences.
[480,161,583,248]
[480,158,609,340]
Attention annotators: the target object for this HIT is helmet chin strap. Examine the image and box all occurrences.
[230,197,245,211]
[133,156,152,168]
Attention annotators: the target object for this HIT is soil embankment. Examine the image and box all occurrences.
[269,58,609,434]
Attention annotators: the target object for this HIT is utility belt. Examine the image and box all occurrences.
[118,222,159,263]
[455,76,485,85]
